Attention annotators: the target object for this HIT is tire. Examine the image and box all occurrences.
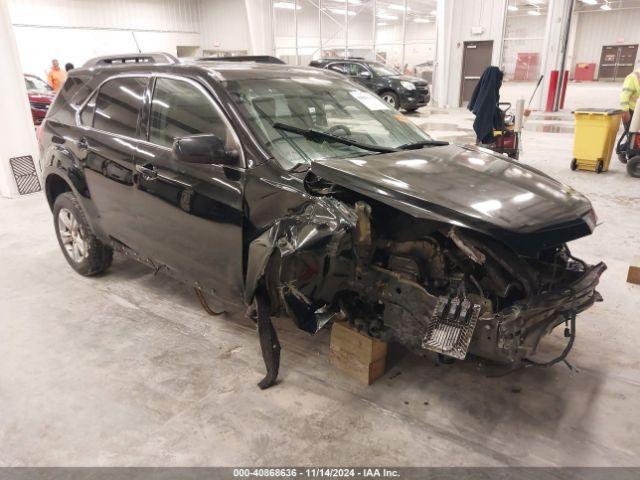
[596,160,604,174]
[53,192,113,276]
[570,158,578,171]
[380,91,400,110]
[627,156,640,178]
[618,152,628,165]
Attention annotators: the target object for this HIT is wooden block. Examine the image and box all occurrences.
[329,322,387,385]
[330,321,387,364]
[627,256,640,285]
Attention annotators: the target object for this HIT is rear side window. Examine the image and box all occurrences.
[149,77,234,149]
[80,92,97,126]
[93,77,147,137]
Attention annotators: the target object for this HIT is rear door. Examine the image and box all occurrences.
[77,75,148,247]
[130,76,245,305]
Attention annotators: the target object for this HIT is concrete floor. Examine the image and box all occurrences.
[2,108,640,467]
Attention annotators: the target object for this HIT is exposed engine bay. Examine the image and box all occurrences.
[247,173,606,387]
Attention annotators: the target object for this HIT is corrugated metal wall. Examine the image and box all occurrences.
[571,8,640,74]
[8,0,201,32]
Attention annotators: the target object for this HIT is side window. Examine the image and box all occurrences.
[327,63,348,75]
[93,77,147,137]
[352,64,368,77]
[149,77,235,150]
[80,92,97,127]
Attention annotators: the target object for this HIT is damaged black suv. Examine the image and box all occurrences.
[40,53,605,389]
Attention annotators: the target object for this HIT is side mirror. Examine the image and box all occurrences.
[359,70,372,79]
[173,134,239,165]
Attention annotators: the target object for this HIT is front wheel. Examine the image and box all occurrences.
[53,192,113,276]
[380,91,400,110]
[627,156,640,178]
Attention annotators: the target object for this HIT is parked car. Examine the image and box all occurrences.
[39,54,605,388]
[309,58,430,112]
[24,74,55,125]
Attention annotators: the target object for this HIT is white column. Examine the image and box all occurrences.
[0,0,39,198]
[244,0,274,55]
[538,0,574,110]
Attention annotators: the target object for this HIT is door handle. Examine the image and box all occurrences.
[77,137,89,150]
[135,163,158,180]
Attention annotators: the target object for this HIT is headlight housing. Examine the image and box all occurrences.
[400,81,416,90]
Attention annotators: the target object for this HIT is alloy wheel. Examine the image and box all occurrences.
[58,208,88,263]
[382,93,397,108]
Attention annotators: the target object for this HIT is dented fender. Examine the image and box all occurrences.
[244,195,357,312]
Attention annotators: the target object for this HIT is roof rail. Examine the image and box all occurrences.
[82,52,179,68]
[197,55,285,65]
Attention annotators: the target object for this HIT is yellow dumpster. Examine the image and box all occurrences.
[571,109,622,173]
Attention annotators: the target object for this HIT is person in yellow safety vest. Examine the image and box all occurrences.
[618,68,640,163]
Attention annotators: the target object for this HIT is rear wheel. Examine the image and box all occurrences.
[627,156,640,178]
[596,160,604,174]
[53,192,113,276]
[570,158,578,171]
[380,91,400,110]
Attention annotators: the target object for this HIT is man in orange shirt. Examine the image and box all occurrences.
[47,59,66,91]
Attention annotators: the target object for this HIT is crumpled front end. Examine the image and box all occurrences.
[246,187,605,374]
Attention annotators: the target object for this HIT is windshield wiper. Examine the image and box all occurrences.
[397,139,450,150]
[273,122,398,154]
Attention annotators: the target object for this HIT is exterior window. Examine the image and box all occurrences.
[80,92,97,127]
[149,78,233,150]
[93,77,147,137]
[327,63,348,75]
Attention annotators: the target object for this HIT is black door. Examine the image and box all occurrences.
[350,62,376,90]
[131,76,245,306]
[460,41,494,105]
[78,76,148,247]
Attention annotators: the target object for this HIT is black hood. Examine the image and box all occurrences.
[389,75,426,85]
[310,145,596,253]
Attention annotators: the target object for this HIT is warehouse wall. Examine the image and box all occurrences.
[570,7,640,76]
[198,0,252,53]
[8,0,201,76]
[435,0,507,107]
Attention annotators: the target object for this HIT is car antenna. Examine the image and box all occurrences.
[131,31,142,53]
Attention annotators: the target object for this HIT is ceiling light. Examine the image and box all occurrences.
[600,2,612,9]
[414,18,431,23]
[581,0,598,4]
[376,12,399,20]
[387,4,409,12]
[527,9,542,15]
[327,0,362,4]
[274,1,300,10]
[508,5,519,11]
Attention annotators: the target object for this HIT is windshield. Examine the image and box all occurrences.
[367,62,400,77]
[24,76,51,91]
[226,74,432,169]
